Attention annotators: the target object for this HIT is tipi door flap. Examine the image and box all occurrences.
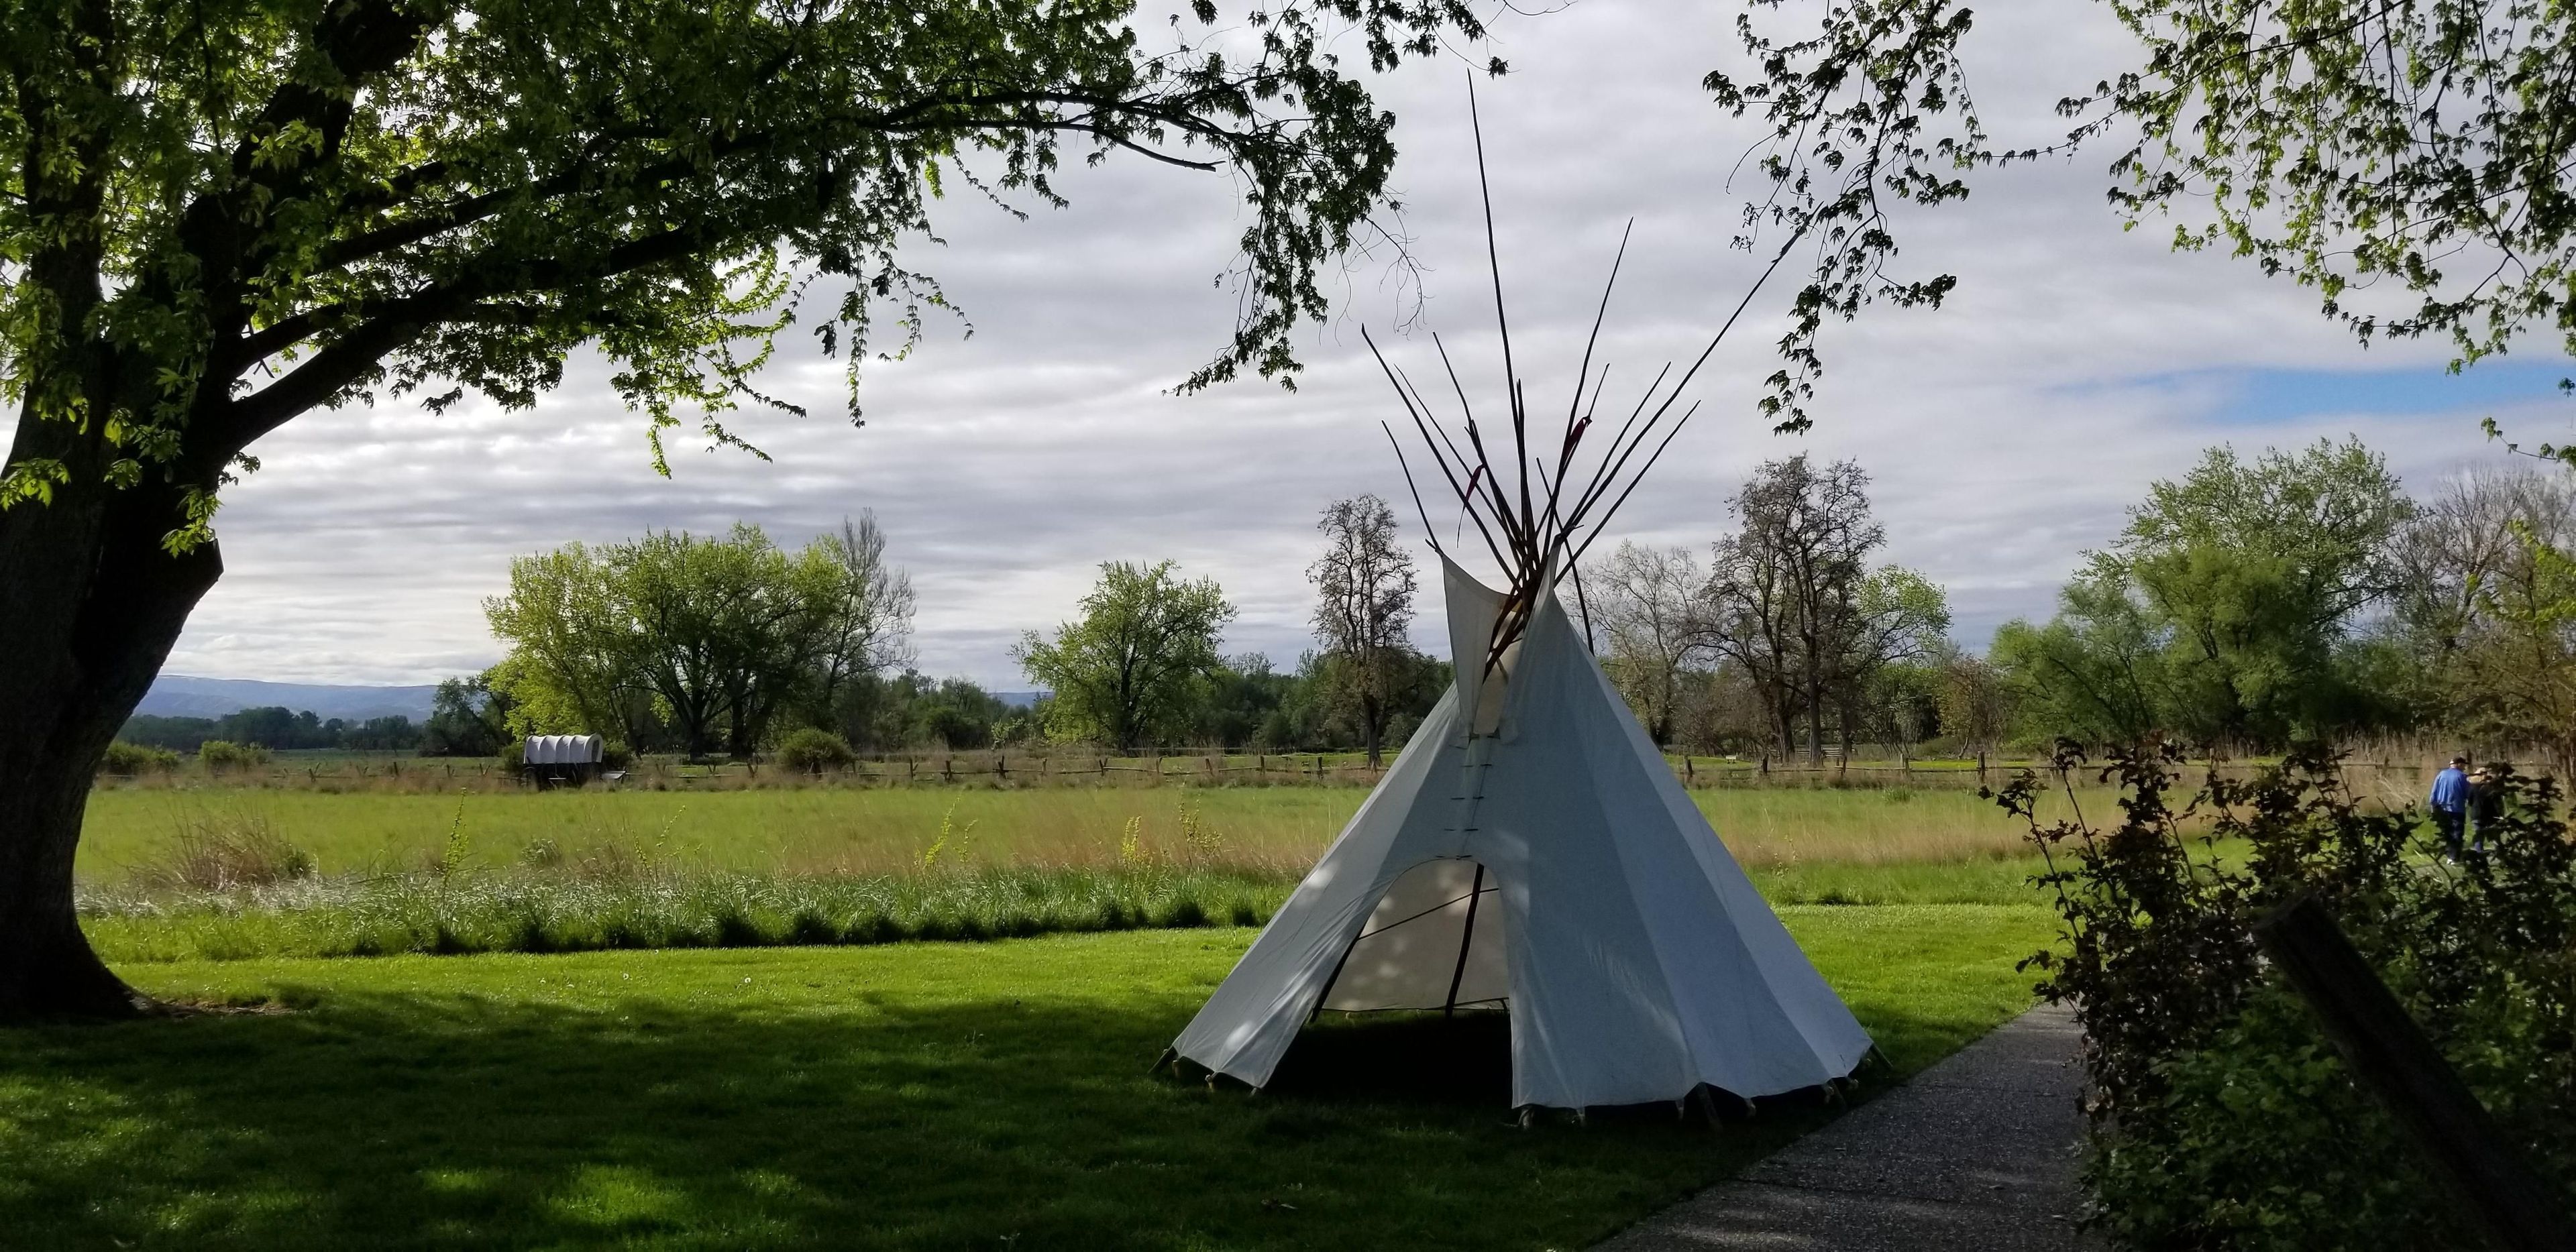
[1320,858,1509,1013]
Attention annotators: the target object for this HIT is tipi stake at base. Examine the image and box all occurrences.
[1689,1086,1728,1131]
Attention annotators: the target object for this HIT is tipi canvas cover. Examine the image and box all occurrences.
[1171,560,1872,1111]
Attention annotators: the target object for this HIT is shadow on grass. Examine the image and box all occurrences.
[0,966,2022,1250]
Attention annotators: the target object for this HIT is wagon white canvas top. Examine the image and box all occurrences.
[1169,561,1872,1111]
[523,734,603,766]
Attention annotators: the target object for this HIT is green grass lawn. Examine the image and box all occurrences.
[1,906,2053,1251]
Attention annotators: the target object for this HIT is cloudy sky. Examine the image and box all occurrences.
[59,1,2576,689]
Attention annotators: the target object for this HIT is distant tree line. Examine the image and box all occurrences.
[1008,499,1446,761]
[118,707,423,754]
[466,515,919,758]
[117,442,2576,765]
[428,502,1448,761]
[1576,438,2576,762]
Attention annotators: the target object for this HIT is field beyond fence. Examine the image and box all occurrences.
[98,744,2491,818]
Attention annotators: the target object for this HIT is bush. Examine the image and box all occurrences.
[600,742,635,771]
[1998,744,2576,1248]
[197,740,270,771]
[138,809,315,890]
[777,728,857,774]
[99,741,182,775]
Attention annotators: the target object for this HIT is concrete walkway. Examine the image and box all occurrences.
[1595,1007,2098,1251]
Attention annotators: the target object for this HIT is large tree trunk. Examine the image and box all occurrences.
[0,463,223,1021]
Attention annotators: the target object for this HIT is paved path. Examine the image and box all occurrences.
[1595,1007,2097,1251]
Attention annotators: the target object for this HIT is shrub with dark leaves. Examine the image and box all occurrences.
[776,728,858,774]
[1996,742,2576,1249]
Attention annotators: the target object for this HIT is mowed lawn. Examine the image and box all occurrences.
[1,905,2053,1251]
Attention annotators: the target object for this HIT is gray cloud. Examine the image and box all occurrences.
[11,0,2552,687]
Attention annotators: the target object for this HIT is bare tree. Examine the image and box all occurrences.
[1703,512,1800,759]
[1584,542,1708,744]
[2389,467,2576,758]
[1935,648,2015,757]
[1309,496,1420,765]
[2390,468,2571,705]
[1670,662,1774,755]
[1705,457,1882,763]
[813,512,919,713]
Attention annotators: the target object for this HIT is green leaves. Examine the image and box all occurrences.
[1014,559,1237,751]
[1993,438,2415,748]
[1705,0,1986,433]
[1714,0,2576,426]
[4,0,1477,541]
[2006,747,2576,1247]
[485,523,897,757]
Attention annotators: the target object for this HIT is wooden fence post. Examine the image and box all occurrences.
[2253,892,2573,1251]
[1976,751,1987,785]
[1684,754,1695,783]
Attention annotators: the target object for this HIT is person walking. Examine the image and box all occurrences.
[2430,755,2471,858]
[2467,766,2504,854]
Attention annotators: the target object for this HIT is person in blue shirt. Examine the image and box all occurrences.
[2429,756,2471,858]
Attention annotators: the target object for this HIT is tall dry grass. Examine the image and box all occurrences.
[127,806,316,891]
[76,783,2063,884]
[74,774,2074,964]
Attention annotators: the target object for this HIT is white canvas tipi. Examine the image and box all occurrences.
[1169,559,1874,1111]
[1174,125,1876,1111]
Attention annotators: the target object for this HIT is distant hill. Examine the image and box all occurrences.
[993,691,1044,709]
[139,674,439,722]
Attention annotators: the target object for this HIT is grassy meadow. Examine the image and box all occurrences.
[64,781,2070,964]
[2,908,2055,1250]
[76,781,2069,879]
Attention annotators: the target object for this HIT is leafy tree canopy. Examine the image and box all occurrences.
[2,0,1481,540]
[1015,559,1234,750]
[1711,0,2576,429]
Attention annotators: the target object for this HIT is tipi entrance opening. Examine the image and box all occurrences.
[1316,858,1509,1015]
[1268,857,1515,1104]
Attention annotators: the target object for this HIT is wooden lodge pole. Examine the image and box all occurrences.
[2253,893,2573,1251]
